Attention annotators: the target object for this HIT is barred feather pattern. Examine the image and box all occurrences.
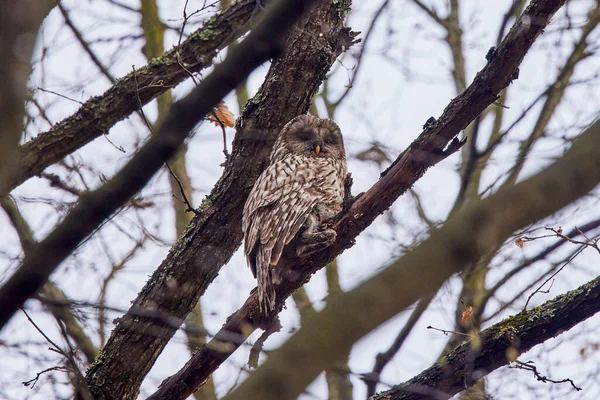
[242,115,347,314]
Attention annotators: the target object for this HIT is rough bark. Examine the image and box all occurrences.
[372,275,600,400]
[3,0,260,196]
[148,2,568,397]
[84,1,355,399]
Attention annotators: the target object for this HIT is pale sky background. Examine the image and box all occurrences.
[1,0,600,399]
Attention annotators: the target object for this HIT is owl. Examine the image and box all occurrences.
[242,114,347,314]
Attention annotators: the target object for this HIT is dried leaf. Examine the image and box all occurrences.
[515,238,524,248]
[209,102,235,128]
[461,306,473,323]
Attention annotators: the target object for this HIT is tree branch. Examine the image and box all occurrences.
[39,282,99,366]
[372,275,600,399]
[505,3,600,186]
[58,2,116,83]
[2,0,261,196]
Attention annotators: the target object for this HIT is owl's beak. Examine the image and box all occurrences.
[315,144,321,155]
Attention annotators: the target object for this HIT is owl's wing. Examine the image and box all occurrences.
[259,187,320,264]
[243,157,311,226]
[242,156,326,272]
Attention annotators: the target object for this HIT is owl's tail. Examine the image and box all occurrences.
[256,250,277,314]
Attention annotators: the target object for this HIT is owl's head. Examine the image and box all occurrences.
[273,115,346,162]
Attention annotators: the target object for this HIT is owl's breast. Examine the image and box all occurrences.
[312,158,346,204]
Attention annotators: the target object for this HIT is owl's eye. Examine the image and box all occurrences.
[296,130,314,141]
[324,134,339,145]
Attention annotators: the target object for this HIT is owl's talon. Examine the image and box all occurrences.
[296,228,337,257]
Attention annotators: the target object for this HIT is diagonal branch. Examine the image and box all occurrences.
[372,275,600,399]
[3,0,261,197]
[39,282,99,366]
[146,1,570,398]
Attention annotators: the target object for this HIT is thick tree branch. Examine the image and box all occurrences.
[84,1,356,399]
[2,0,260,196]
[221,114,600,400]
[146,1,570,398]
[372,275,600,400]
[0,0,316,335]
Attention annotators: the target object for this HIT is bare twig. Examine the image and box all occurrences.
[176,0,202,85]
[106,0,139,13]
[411,0,444,25]
[166,163,199,215]
[22,309,93,399]
[546,226,600,254]
[41,173,82,197]
[481,219,600,311]
[510,360,582,391]
[22,309,65,355]
[209,110,231,163]
[22,366,68,388]
[426,325,471,337]
[330,0,388,108]
[496,0,528,46]
[523,245,586,310]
